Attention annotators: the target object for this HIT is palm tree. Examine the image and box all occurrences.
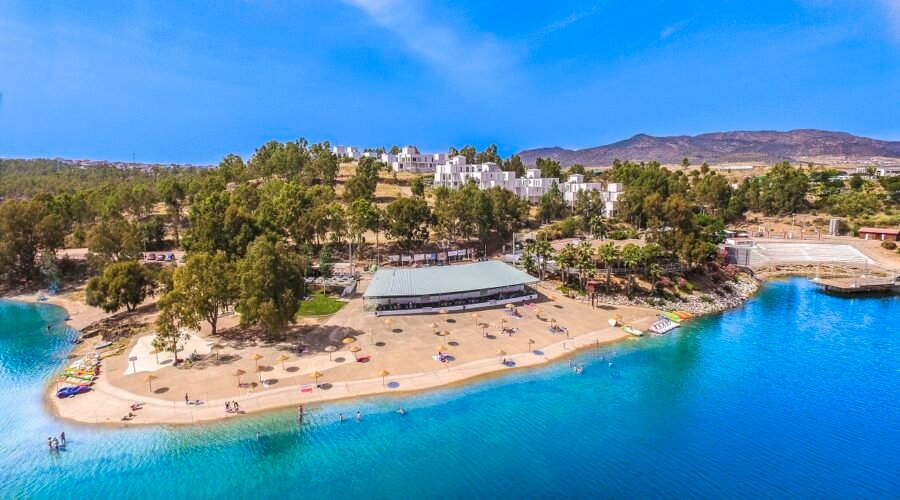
[526,240,554,280]
[647,262,663,293]
[576,240,595,289]
[597,242,619,290]
[640,242,662,275]
[621,243,642,294]
[556,243,577,285]
[589,215,607,240]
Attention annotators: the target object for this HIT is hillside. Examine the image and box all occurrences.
[518,129,900,167]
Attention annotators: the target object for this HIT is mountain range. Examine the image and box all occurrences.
[517,129,900,167]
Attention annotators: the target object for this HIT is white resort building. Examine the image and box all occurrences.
[434,155,623,215]
[332,145,363,160]
[380,146,447,173]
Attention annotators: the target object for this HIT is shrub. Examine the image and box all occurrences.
[882,240,897,250]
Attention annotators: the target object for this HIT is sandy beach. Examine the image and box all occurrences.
[42,281,660,427]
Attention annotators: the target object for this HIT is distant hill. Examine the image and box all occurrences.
[517,129,900,167]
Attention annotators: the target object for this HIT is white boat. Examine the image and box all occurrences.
[622,325,644,336]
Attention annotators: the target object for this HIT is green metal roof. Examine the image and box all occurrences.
[363,261,538,298]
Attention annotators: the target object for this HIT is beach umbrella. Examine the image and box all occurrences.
[496,349,507,356]
[527,338,536,352]
[429,322,440,334]
[342,337,356,345]
[256,365,266,382]
[209,343,224,359]
[233,369,246,386]
[383,318,395,331]
[480,322,489,337]
[325,345,337,360]
[349,345,362,360]
[437,330,450,336]
[500,317,509,326]
[471,312,481,325]
[309,371,324,386]
[535,307,544,318]
[143,374,158,392]
[378,369,391,386]
[149,348,161,364]
[438,308,449,315]
[275,354,290,371]
[250,353,264,369]
[505,303,515,309]
[435,344,449,352]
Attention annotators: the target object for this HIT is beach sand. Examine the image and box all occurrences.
[45,282,659,427]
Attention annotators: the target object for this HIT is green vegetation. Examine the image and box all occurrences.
[297,292,346,316]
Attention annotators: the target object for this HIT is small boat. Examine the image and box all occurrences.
[673,310,693,320]
[94,340,113,350]
[56,385,90,398]
[622,325,644,336]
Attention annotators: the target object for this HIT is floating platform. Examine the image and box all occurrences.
[812,276,898,295]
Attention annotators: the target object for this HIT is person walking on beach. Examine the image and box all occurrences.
[185,393,189,405]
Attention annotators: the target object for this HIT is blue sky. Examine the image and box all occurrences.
[1,0,898,164]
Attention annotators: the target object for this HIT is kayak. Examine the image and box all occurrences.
[662,311,682,322]
[622,325,644,336]
[673,311,693,320]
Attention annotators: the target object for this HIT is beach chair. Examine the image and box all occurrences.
[300,384,313,394]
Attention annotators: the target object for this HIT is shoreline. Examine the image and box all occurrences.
[14,274,765,428]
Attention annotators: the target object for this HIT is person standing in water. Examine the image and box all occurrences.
[339,412,344,423]
[60,432,66,447]
[355,411,361,422]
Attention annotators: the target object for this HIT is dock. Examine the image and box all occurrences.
[812,276,898,295]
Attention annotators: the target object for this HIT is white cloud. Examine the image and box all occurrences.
[342,0,519,94]
[539,6,603,35]
[883,0,900,41]
[660,20,689,40]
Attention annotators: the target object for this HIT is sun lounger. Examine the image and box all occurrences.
[300,384,313,393]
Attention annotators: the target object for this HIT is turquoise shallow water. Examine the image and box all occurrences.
[0,278,898,498]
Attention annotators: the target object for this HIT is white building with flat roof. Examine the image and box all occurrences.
[381,146,447,173]
[332,145,362,159]
[434,156,623,216]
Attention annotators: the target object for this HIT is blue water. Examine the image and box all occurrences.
[0,279,898,498]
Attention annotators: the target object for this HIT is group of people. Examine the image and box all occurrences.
[337,411,363,423]
[46,432,66,452]
[225,401,242,414]
[569,359,585,374]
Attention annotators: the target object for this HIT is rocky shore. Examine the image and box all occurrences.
[595,274,761,316]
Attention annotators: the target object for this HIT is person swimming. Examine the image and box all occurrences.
[396,408,407,416]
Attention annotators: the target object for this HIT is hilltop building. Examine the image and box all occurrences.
[434,155,623,215]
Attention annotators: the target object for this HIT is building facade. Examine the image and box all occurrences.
[434,156,622,216]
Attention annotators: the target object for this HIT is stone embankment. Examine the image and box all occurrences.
[597,275,760,316]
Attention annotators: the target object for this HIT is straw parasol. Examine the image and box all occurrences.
[250,353,264,369]
[378,369,391,386]
[437,330,450,336]
[349,345,362,360]
[500,317,509,325]
[149,348,161,364]
[438,308,449,315]
[143,374,158,391]
[435,344,449,352]
[480,322,489,337]
[255,365,266,381]
[275,353,290,370]
[429,322,440,334]
[342,337,356,345]
[209,343,224,359]
[505,303,515,309]
[383,318,395,330]
[535,307,544,318]
[496,349,507,356]
[527,338,536,352]
[471,312,481,325]
[309,370,324,386]
[325,345,337,360]
[232,369,246,386]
